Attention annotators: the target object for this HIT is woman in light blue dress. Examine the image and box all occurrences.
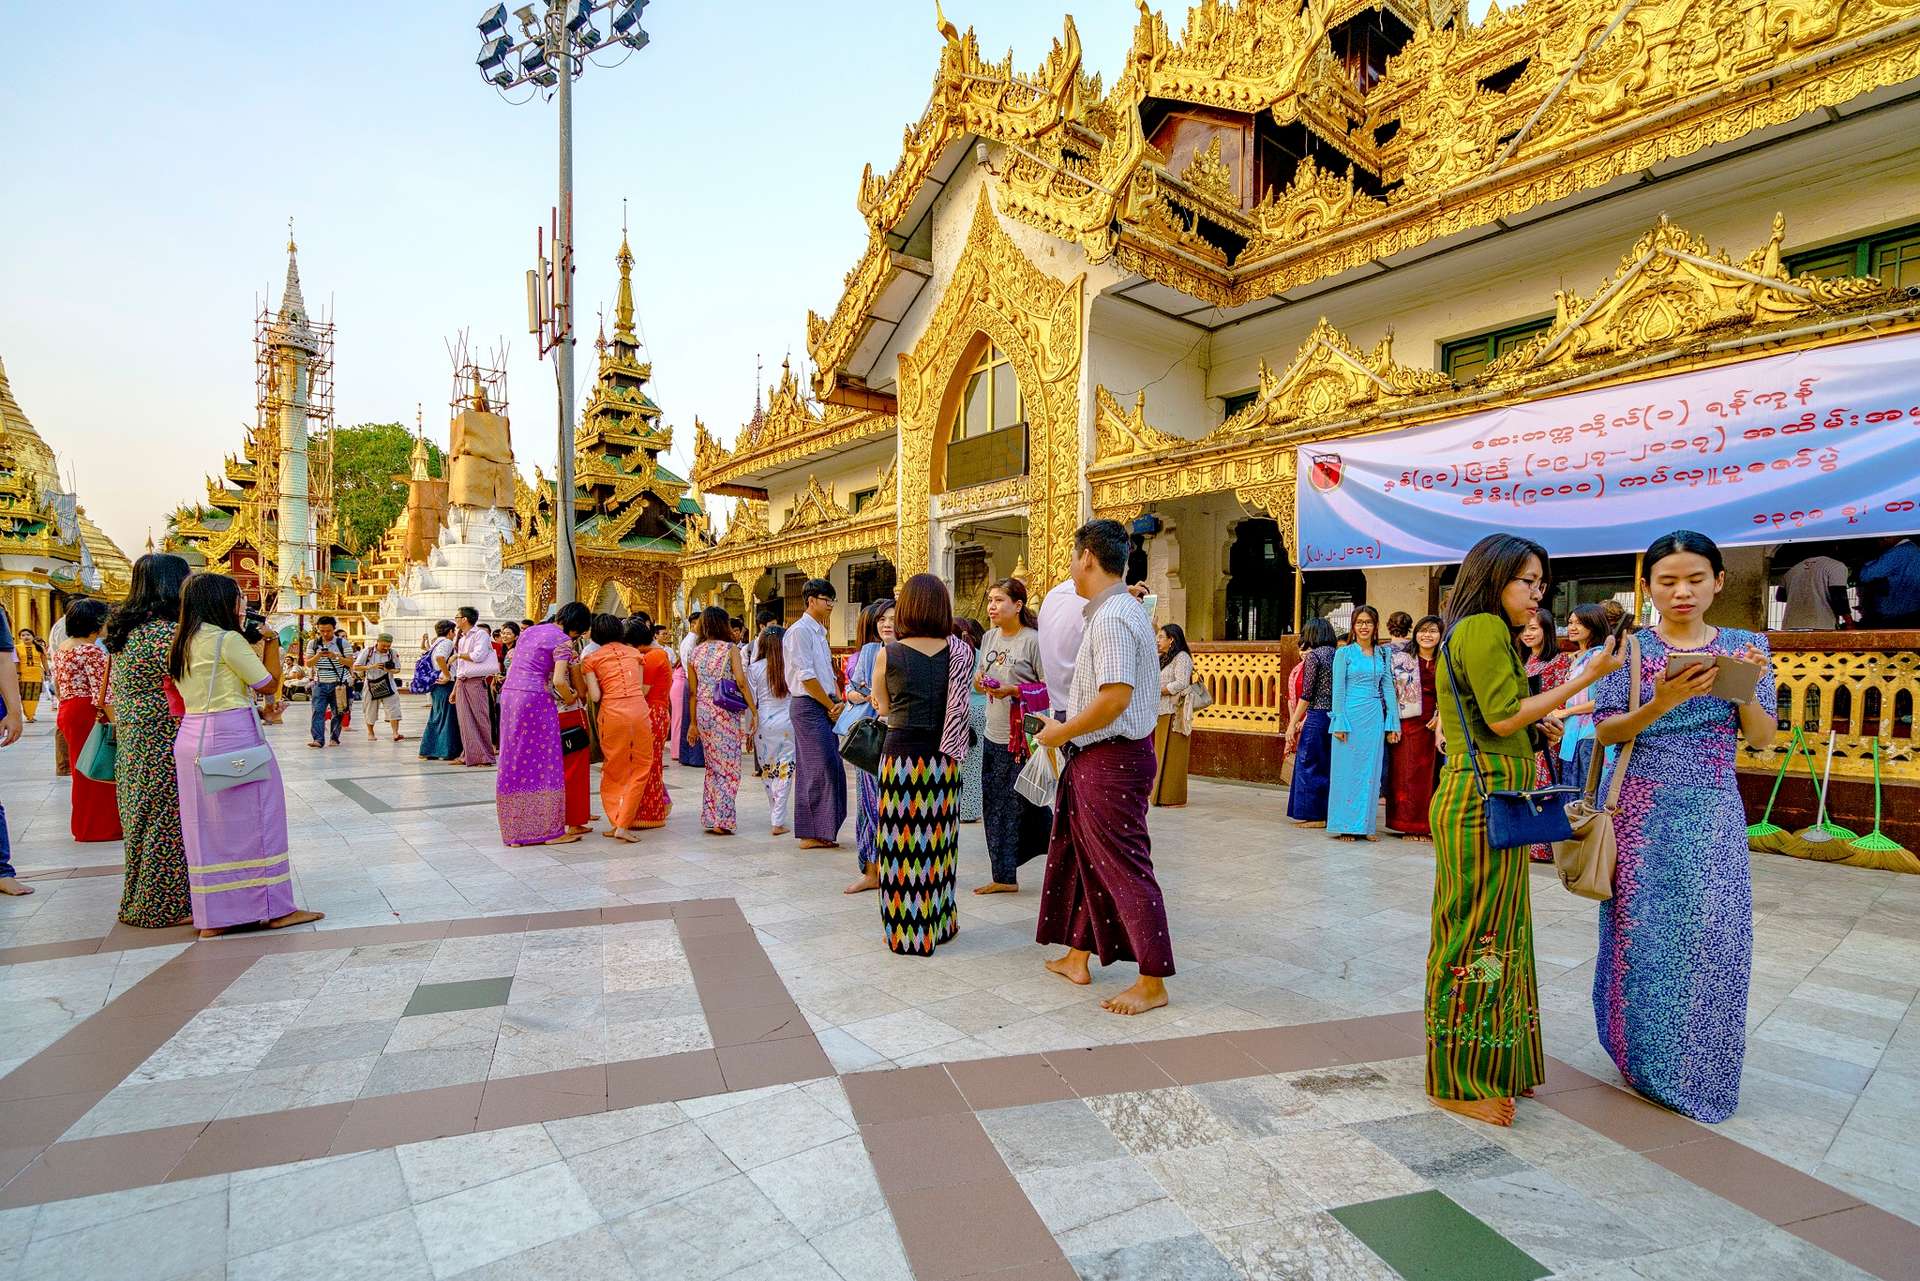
[1328,605,1399,840]
[843,598,894,895]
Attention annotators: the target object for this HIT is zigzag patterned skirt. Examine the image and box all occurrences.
[876,735,960,957]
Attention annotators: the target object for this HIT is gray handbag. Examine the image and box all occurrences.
[194,631,275,793]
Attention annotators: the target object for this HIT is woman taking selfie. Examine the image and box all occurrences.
[1590,531,1775,1123]
[1425,534,1620,1127]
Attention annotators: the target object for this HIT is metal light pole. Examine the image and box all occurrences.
[474,0,651,610]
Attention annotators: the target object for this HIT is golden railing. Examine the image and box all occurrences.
[1742,633,1919,783]
[1189,642,1297,736]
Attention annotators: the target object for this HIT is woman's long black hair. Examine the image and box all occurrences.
[105,553,190,654]
[756,625,789,699]
[1443,533,1550,632]
[1159,622,1191,669]
[167,572,243,683]
[1300,616,1337,651]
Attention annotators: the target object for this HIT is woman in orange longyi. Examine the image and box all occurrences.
[581,614,655,843]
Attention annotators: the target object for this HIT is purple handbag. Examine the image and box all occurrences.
[715,677,749,715]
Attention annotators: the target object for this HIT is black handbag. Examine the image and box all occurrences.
[839,716,886,775]
[1441,632,1578,850]
[561,722,591,755]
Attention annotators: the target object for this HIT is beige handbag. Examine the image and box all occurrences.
[1552,634,1639,901]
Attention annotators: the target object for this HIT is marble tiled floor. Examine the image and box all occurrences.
[2,704,1917,1278]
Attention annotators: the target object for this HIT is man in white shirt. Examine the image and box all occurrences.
[1037,576,1084,716]
[1779,551,1852,630]
[782,579,848,848]
[675,619,703,766]
[452,607,498,766]
[1033,520,1174,1017]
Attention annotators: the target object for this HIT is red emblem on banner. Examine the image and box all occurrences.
[1309,453,1343,493]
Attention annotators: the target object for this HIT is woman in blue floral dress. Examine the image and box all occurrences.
[1591,531,1777,1123]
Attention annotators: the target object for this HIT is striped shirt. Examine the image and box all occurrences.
[307,636,352,684]
[1067,584,1160,748]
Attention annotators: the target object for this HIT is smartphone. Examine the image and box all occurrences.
[1022,713,1049,737]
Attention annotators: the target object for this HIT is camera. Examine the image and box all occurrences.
[242,608,268,645]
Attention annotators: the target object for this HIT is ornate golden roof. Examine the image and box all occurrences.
[1087,211,1916,547]
[692,358,894,496]
[0,356,124,590]
[811,0,1920,385]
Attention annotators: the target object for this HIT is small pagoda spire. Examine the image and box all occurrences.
[271,218,319,353]
[612,228,639,349]
[411,404,431,481]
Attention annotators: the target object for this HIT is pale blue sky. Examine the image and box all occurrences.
[0,0,1159,558]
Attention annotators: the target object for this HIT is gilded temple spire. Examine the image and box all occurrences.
[272,222,319,354]
[613,231,639,351]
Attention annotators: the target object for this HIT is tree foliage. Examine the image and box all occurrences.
[330,422,442,555]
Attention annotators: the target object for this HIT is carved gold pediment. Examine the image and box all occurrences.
[1254,319,1453,423]
[1093,386,1194,463]
[696,358,894,491]
[1487,214,1900,380]
[780,476,850,535]
[1115,0,1336,119]
[716,499,771,549]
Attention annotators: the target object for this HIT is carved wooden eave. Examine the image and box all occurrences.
[692,363,896,497]
[679,504,898,587]
[843,0,1920,317]
[1088,214,1916,544]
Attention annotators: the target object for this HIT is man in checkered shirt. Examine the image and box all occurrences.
[1033,519,1174,1016]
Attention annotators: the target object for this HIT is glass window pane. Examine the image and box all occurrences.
[1790,246,1860,280]
[992,361,1020,430]
[1873,236,1920,289]
[962,371,989,439]
[1444,341,1489,381]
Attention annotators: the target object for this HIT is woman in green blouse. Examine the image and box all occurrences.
[1426,534,1619,1127]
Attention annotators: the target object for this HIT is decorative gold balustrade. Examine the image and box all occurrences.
[1741,634,1919,783]
[1188,642,1296,737]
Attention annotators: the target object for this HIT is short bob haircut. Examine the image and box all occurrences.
[893,573,954,639]
[1300,616,1337,651]
[590,613,626,647]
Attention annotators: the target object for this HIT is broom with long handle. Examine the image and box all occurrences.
[1841,737,1917,870]
[1798,729,1859,852]
[1746,725,1802,851]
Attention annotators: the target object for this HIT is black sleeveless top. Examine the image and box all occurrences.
[884,641,951,733]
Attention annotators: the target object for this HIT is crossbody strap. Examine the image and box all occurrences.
[1439,630,1491,802]
[1584,632,1642,808]
[194,630,227,761]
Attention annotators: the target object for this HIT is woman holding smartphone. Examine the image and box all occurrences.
[1590,531,1775,1123]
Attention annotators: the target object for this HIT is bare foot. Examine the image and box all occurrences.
[542,833,583,845]
[706,828,734,837]
[1102,977,1168,1016]
[611,829,641,843]
[197,927,225,939]
[798,838,838,850]
[844,870,880,894]
[0,877,35,897]
[972,882,1018,895]
[770,826,789,836]
[566,825,592,835]
[1431,1094,1515,1127]
[266,909,325,930]
[1520,1087,1536,1098]
[1044,950,1092,985]
[1297,819,1327,829]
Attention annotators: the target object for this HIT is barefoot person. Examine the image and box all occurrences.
[783,579,849,850]
[1427,534,1619,1126]
[495,602,593,847]
[0,604,29,898]
[1034,520,1174,1017]
[169,572,322,938]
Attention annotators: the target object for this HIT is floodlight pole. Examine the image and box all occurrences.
[552,9,579,609]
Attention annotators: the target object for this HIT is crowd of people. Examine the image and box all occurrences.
[0,522,1881,1135]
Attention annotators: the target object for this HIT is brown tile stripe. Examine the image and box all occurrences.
[20,864,124,881]
[843,1013,1920,1281]
[0,898,830,1208]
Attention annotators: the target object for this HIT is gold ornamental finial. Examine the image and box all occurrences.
[613,221,638,347]
[287,215,296,255]
[935,0,959,44]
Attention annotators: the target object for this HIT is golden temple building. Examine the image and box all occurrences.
[508,234,696,622]
[0,356,132,634]
[165,237,351,612]
[682,0,1920,842]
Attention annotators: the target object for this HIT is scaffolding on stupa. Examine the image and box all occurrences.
[252,298,337,601]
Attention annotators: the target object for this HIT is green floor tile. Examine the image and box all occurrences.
[1331,1190,1549,1281]
[401,976,514,1017]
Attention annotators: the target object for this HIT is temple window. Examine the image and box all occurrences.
[1786,222,1920,289]
[1440,317,1554,381]
[1221,389,1260,421]
[850,487,879,513]
[944,341,1028,489]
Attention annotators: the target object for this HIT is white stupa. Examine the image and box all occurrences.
[377,370,526,664]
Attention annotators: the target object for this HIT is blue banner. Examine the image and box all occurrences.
[1296,331,1920,568]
